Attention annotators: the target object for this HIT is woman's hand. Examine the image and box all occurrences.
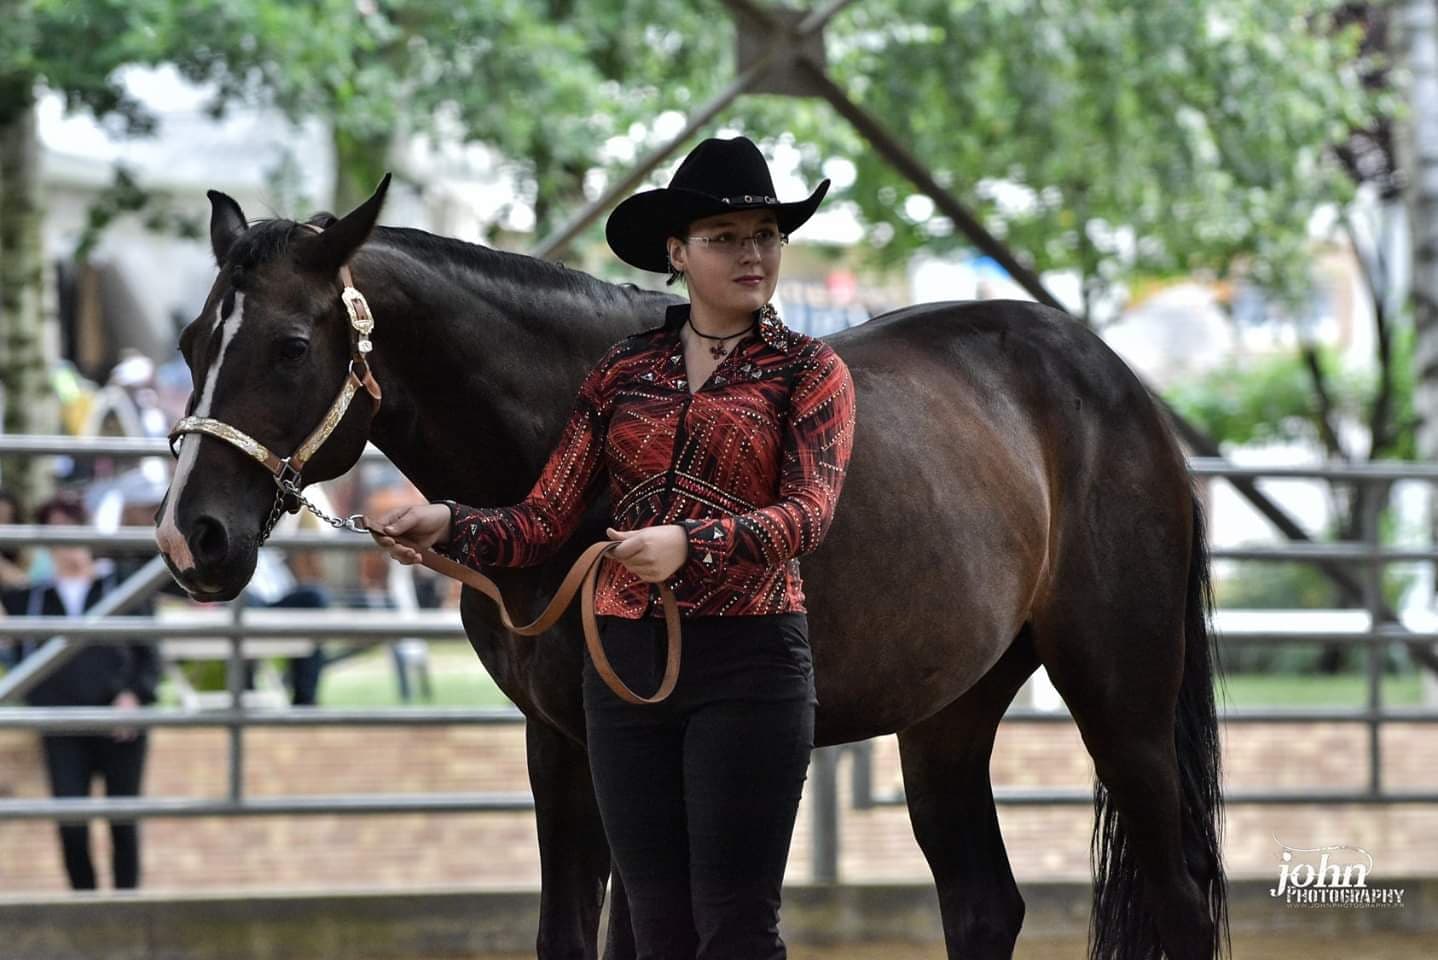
[366,502,453,565]
[605,525,689,583]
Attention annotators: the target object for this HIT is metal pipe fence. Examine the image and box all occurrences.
[2,439,1437,884]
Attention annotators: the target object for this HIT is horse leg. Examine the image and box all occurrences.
[1031,498,1224,960]
[897,626,1040,960]
[601,868,636,960]
[527,719,631,960]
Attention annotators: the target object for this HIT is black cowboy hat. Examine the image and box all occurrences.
[605,135,830,274]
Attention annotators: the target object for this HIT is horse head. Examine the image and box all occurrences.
[154,175,392,601]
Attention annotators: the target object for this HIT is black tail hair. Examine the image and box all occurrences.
[1088,487,1231,959]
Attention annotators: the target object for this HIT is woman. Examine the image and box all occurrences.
[372,135,856,958]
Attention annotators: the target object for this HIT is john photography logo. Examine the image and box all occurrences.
[1269,836,1405,908]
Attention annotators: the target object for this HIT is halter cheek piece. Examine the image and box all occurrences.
[166,222,383,543]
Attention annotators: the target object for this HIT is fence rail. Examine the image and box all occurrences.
[2,438,1437,883]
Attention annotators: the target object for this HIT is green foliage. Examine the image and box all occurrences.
[1163,320,1416,457]
[1216,559,1415,673]
[72,164,203,259]
[781,0,1379,312]
[3,0,1384,306]
[13,0,180,130]
[1216,560,1341,610]
[138,0,738,227]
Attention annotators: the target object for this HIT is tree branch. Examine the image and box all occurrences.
[1300,343,1349,461]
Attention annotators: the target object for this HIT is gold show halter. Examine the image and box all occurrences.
[167,223,381,542]
[165,222,681,704]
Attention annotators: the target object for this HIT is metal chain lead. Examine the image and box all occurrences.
[258,487,287,545]
[257,479,370,546]
[285,480,371,534]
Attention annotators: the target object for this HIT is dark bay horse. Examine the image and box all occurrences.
[155,176,1228,960]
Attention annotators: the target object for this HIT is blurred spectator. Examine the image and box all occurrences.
[359,483,435,702]
[245,507,332,706]
[0,494,159,890]
[0,487,28,589]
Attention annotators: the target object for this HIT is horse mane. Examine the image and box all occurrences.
[227,213,652,311]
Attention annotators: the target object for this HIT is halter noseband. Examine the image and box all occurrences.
[167,222,383,542]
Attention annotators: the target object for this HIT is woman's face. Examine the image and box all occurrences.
[667,208,783,319]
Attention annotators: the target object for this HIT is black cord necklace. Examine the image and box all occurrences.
[687,315,757,359]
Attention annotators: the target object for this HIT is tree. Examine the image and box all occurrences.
[0,0,178,505]
[746,0,1378,326]
[1399,2,1438,493]
[150,0,734,237]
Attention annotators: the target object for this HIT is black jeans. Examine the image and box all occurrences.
[41,733,148,890]
[584,613,815,960]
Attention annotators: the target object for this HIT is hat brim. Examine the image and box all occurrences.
[606,178,831,274]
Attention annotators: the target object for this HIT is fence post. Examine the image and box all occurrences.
[227,603,246,804]
[810,745,839,884]
[848,740,874,810]
[1361,485,1385,798]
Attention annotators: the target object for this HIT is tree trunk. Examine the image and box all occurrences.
[1401,2,1438,645]
[332,126,394,216]
[0,93,57,509]
[1404,0,1438,462]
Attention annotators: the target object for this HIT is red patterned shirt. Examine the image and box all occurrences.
[435,301,857,618]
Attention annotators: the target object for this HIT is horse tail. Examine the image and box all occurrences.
[1089,487,1231,960]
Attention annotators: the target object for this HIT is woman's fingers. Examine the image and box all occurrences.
[370,530,423,564]
[376,505,415,535]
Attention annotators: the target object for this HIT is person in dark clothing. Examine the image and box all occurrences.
[371,137,856,958]
[0,495,160,890]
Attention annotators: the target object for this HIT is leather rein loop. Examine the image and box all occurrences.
[165,222,682,705]
[407,538,681,706]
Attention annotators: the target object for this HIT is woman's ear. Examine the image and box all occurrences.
[665,236,685,273]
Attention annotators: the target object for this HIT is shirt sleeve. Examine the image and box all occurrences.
[432,343,620,571]
[675,341,856,584]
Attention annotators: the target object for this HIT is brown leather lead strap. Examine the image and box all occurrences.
[415,540,682,706]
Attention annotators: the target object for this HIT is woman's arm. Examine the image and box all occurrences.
[674,341,856,584]
[433,343,622,572]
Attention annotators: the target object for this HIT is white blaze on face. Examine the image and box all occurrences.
[155,291,246,571]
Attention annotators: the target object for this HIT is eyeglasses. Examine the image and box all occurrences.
[685,228,789,255]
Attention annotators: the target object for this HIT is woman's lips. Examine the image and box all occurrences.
[735,276,763,287]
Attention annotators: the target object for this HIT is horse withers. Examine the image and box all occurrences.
[156,175,1228,960]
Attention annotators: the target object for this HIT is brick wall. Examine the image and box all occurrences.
[1,720,1434,893]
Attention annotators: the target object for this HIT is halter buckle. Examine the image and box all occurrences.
[342,286,375,343]
[275,459,302,494]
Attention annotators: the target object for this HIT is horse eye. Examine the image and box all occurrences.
[278,338,309,361]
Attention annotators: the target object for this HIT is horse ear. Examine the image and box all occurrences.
[296,172,392,277]
[207,190,247,266]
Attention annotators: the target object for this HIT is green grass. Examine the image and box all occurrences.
[1218,671,1423,709]
[314,653,1428,710]
[314,650,1428,711]
[162,641,1431,712]
[315,642,513,707]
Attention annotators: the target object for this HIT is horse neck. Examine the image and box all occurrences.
[353,239,667,506]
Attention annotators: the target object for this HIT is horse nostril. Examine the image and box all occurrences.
[190,514,230,567]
